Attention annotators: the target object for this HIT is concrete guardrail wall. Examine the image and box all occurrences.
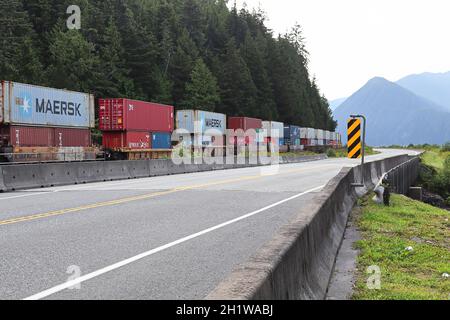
[384,156,420,195]
[207,154,416,300]
[0,154,326,192]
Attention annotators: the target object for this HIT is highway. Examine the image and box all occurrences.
[0,149,418,300]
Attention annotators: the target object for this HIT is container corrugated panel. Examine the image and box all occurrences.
[262,121,284,145]
[228,117,262,131]
[1,125,91,147]
[300,138,310,146]
[6,125,55,147]
[1,81,94,128]
[152,132,171,149]
[99,98,174,132]
[306,128,315,139]
[54,127,91,147]
[300,128,307,139]
[103,131,151,149]
[176,110,226,135]
[316,129,324,140]
[284,125,301,144]
[262,121,284,139]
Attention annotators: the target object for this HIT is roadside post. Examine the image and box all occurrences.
[348,115,366,187]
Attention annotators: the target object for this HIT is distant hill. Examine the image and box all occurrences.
[397,71,450,111]
[328,97,347,111]
[333,77,450,146]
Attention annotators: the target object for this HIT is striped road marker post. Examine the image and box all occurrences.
[348,115,366,186]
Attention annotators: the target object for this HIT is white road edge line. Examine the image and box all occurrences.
[0,192,57,201]
[23,184,325,300]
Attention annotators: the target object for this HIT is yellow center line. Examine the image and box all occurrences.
[0,164,334,227]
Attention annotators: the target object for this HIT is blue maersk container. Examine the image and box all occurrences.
[0,81,95,128]
[152,132,171,149]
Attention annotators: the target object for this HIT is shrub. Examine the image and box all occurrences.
[442,142,450,152]
[327,148,337,158]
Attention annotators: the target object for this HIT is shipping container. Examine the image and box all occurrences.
[0,81,95,128]
[301,128,315,139]
[262,121,284,137]
[102,131,151,150]
[301,138,310,146]
[99,98,174,132]
[0,125,90,148]
[176,110,226,135]
[54,127,91,147]
[284,125,301,145]
[228,117,262,146]
[228,117,262,131]
[316,129,324,140]
[152,132,171,149]
[262,121,284,146]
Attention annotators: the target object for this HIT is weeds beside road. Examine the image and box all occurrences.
[353,194,450,300]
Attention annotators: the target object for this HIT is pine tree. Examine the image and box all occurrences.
[217,39,257,116]
[96,17,135,98]
[0,0,42,82]
[181,58,220,111]
[46,26,99,92]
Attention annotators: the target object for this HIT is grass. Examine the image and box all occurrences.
[353,194,450,300]
[279,151,319,157]
[327,146,379,158]
[420,148,450,171]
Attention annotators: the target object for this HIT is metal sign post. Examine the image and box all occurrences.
[348,115,366,187]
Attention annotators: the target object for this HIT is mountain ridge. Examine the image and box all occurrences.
[333,77,450,146]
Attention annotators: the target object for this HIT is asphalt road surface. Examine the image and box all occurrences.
[0,149,419,300]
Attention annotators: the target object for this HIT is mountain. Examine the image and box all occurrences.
[333,77,450,146]
[328,97,347,111]
[397,71,450,111]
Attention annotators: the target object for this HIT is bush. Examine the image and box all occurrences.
[327,148,337,158]
[442,142,450,152]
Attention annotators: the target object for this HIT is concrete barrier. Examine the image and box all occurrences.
[0,154,328,192]
[206,154,412,300]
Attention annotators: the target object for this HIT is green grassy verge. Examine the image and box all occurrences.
[353,194,450,300]
[327,146,379,158]
[420,148,450,171]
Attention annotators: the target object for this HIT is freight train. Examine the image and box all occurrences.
[0,81,341,162]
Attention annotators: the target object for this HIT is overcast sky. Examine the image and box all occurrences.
[233,0,450,100]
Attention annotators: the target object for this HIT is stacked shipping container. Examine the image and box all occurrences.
[175,110,226,147]
[0,81,95,154]
[99,98,174,150]
[262,121,284,146]
[228,117,262,145]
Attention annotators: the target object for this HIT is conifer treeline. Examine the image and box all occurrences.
[0,0,336,130]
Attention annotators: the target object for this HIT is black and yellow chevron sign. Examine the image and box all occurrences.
[347,118,362,159]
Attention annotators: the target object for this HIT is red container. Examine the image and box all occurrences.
[0,125,91,147]
[102,131,151,150]
[301,138,310,146]
[99,98,174,132]
[54,127,91,147]
[227,117,262,131]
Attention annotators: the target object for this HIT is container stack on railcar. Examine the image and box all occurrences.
[0,81,96,162]
[175,110,227,153]
[283,125,302,152]
[99,98,174,160]
[262,121,284,152]
[227,117,263,149]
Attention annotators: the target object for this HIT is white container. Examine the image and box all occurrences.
[316,129,324,140]
[262,121,284,138]
[176,110,226,135]
[306,128,315,139]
